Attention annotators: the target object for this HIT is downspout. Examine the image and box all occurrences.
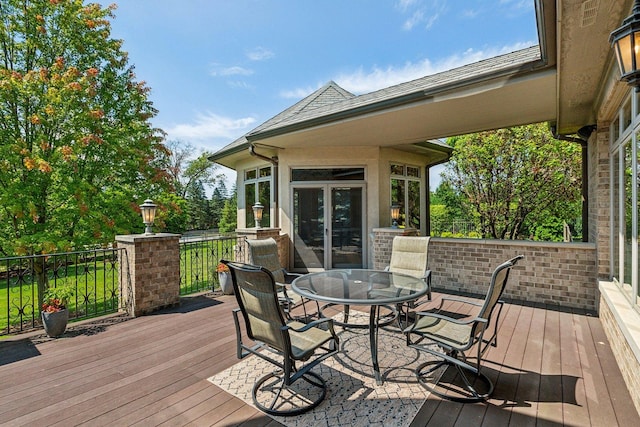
[551,125,596,243]
[249,144,279,228]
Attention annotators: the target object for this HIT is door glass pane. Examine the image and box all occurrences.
[613,150,620,282]
[408,180,421,229]
[331,187,363,268]
[624,98,633,132]
[293,188,324,269]
[258,181,270,227]
[637,132,640,306]
[245,183,255,227]
[391,178,406,227]
[624,140,633,300]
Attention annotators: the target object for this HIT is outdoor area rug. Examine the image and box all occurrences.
[208,311,436,427]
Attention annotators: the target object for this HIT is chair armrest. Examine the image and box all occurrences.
[440,295,483,307]
[285,317,333,332]
[404,311,488,333]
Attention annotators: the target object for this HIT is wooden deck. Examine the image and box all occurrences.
[0,291,638,426]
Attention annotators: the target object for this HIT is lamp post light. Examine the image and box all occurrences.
[611,0,640,89]
[252,202,264,228]
[140,199,157,235]
[390,204,400,228]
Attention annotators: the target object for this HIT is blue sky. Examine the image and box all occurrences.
[105,0,538,188]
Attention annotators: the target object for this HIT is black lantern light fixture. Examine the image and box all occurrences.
[390,204,400,228]
[252,202,264,228]
[611,0,640,89]
[140,199,157,235]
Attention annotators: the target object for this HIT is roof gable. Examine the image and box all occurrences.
[250,81,355,135]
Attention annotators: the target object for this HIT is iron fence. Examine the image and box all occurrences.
[179,234,246,295]
[1,247,127,335]
[1,233,247,336]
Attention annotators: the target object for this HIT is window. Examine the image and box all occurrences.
[291,168,364,182]
[390,163,422,230]
[610,93,640,310]
[244,166,271,227]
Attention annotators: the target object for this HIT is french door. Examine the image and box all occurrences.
[292,185,365,270]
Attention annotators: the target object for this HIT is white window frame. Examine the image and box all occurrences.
[243,165,272,228]
[610,91,639,311]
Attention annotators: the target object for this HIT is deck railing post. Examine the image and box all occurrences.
[116,233,181,317]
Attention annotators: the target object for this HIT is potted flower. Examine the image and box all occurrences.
[41,285,74,338]
[216,262,234,295]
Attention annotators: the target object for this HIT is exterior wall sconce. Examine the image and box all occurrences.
[611,0,640,89]
[252,202,264,228]
[140,199,157,235]
[390,204,400,228]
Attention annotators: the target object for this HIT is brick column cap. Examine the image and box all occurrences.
[115,233,181,243]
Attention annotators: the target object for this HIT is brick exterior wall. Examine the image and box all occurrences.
[372,231,598,312]
[599,295,640,415]
[428,238,598,311]
[116,233,181,317]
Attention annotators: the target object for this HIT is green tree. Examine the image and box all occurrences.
[210,182,228,229]
[163,140,219,199]
[186,180,210,230]
[218,187,237,233]
[0,0,168,256]
[442,123,582,240]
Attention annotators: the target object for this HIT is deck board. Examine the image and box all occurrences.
[0,292,638,427]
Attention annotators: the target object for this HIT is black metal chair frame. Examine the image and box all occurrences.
[405,255,523,402]
[223,260,339,416]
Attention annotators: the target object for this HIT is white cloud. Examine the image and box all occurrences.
[163,112,256,147]
[210,65,254,77]
[396,0,447,31]
[403,10,424,31]
[396,0,418,13]
[246,46,274,61]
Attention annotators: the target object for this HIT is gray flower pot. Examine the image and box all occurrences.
[218,272,234,295]
[42,309,69,338]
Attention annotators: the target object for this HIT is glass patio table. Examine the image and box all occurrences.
[291,269,429,385]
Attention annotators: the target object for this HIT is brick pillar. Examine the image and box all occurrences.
[372,227,418,270]
[116,233,181,317]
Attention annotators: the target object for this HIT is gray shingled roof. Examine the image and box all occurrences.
[210,45,542,159]
[248,46,542,139]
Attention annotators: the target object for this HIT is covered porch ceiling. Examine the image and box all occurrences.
[249,67,557,151]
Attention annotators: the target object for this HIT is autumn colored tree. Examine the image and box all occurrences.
[0,0,169,256]
[442,123,582,240]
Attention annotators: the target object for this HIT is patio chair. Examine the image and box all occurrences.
[246,237,315,319]
[405,254,523,402]
[385,235,431,300]
[222,260,339,416]
[378,236,431,326]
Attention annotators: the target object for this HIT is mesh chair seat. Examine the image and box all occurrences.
[411,315,473,349]
[405,255,523,402]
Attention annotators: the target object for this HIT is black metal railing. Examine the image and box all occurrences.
[1,247,127,335]
[179,234,246,295]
